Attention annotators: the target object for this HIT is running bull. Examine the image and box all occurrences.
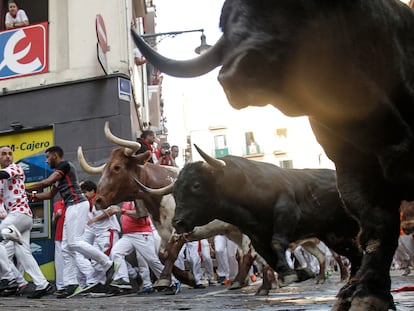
[170,146,362,295]
[132,1,414,309]
[78,122,278,294]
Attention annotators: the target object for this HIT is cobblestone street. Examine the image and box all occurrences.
[1,270,413,311]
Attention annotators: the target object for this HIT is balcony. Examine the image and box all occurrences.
[215,147,229,158]
[243,144,264,159]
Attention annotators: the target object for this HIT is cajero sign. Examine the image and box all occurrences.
[0,128,53,161]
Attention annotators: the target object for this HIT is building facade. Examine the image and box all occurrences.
[0,0,154,279]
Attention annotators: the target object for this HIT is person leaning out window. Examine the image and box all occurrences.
[5,1,29,30]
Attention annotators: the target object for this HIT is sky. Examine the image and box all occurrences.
[151,0,226,150]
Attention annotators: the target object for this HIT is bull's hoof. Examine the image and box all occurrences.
[153,278,171,290]
[278,272,298,287]
[295,267,315,282]
[255,287,270,296]
[315,276,326,284]
[331,297,351,311]
[348,296,392,311]
[229,281,243,290]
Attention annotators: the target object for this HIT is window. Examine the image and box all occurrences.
[275,127,288,153]
[245,131,260,155]
[279,160,293,169]
[214,134,228,157]
[1,0,48,31]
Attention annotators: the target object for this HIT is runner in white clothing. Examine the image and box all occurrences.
[0,146,52,298]
[81,180,121,288]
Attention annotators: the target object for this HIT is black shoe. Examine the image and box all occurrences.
[56,284,78,299]
[194,284,206,289]
[105,262,118,285]
[0,279,17,293]
[89,283,108,294]
[27,283,53,299]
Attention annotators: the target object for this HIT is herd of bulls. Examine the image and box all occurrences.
[77,123,361,295]
[79,1,414,310]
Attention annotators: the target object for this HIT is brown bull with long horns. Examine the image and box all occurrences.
[77,122,279,294]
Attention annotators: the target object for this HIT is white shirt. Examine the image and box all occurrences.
[0,163,32,217]
[5,9,29,26]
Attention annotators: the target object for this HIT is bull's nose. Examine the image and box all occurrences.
[172,218,188,234]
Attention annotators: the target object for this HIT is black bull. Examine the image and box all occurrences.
[171,153,362,288]
[132,1,414,309]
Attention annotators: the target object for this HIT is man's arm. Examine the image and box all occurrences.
[87,205,120,225]
[52,209,62,224]
[28,186,59,202]
[26,171,63,192]
[0,171,10,180]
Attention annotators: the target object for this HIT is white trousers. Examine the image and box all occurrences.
[396,235,414,268]
[111,232,177,287]
[54,240,65,290]
[214,235,238,280]
[186,240,215,284]
[0,212,48,290]
[62,201,112,286]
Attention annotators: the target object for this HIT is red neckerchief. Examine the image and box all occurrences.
[138,138,153,153]
[89,194,96,212]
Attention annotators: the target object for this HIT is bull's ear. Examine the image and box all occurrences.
[194,144,226,170]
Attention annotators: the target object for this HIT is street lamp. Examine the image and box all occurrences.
[141,29,211,54]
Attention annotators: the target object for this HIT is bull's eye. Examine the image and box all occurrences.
[191,182,201,193]
[113,165,121,172]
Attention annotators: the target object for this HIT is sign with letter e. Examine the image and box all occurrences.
[0,22,48,80]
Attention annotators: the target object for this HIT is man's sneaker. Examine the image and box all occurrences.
[1,287,17,296]
[105,262,119,285]
[1,225,22,245]
[56,284,79,299]
[250,274,257,283]
[0,279,17,292]
[110,279,132,290]
[2,283,28,297]
[27,283,53,299]
[402,267,411,276]
[54,289,66,296]
[136,286,155,294]
[217,276,226,284]
[194,283,206,289]
[164,281,181,295]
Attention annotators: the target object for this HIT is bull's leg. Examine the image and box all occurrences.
[331,250,349,282]
[154,236,196,289]
[271,199,299,286]
[226,233,253,289]
[271,235,297,286]
[256,264,278,296]
[302,241,326,284]
[344,207,398,311]
[230,247,254,289]
[333,175,399,311]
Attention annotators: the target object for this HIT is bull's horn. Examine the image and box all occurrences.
[194,144,226,169]
[77,146,106,174]
[104,121,141,157]
[131,28,224,78]
[133,177,175,196]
